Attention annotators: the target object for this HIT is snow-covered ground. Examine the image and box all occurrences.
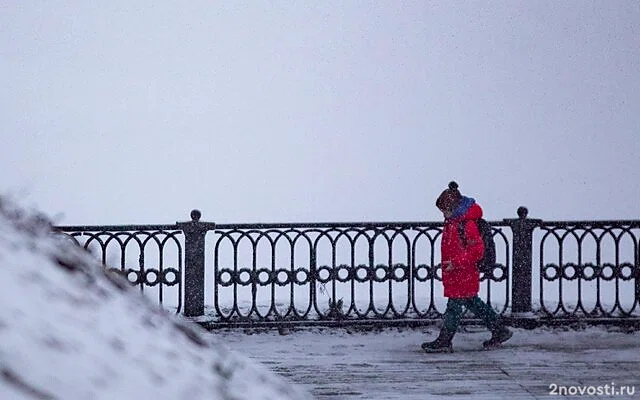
[217,325,640,399]
[0,200,312,400]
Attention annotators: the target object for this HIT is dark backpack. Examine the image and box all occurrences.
[458,218,496,273]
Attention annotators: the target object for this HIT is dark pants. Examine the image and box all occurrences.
[443,296,499,333]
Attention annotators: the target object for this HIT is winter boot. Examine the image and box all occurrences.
[482,325,513,348]
[421,329,454,353]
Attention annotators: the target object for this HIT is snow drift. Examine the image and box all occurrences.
[0,199,312,400]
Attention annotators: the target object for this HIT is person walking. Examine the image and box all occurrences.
[422,181,512,352]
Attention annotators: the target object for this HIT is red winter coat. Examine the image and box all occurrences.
[441,202,485,298]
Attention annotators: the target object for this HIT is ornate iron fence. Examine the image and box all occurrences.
[55,223,186,313]
[210,221,511,324]
[54,207,640,328]
[536,219,640,319]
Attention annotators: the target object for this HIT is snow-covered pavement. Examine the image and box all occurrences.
[217,325,640,399]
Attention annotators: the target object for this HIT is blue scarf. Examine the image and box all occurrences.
[452,196,475,219]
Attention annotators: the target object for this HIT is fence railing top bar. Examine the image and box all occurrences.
[539,220,640,228]
[214,221,438,230]
[214,220,512,230]
[54,220,517,232]
[55,224,182,232]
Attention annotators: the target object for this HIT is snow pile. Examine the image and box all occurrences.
[0,200,312,400]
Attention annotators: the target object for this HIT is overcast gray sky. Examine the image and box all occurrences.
[1,1,638,225]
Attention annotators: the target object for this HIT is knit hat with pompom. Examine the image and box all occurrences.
[435,181,462,211]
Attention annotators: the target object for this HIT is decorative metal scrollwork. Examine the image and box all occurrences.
[542,262,635,282]
[481,264,508,282]
[125,267,180,286]
[538,221,639,318]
